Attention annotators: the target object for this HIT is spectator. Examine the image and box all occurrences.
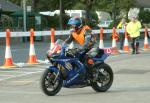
[117,18,128,50]
[126,16,142,54]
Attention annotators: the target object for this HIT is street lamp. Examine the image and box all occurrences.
[0,4,2,28]
[113,0,117,27]
[0,4,2,20]
[23,0,27,31]
[59,0,63,30]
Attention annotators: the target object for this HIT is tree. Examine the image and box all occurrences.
[139,8,150,24]
[8,0,136,29]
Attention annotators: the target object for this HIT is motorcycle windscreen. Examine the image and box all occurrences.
[48,44,61,56]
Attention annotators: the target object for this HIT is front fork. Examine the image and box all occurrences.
[48,66,61,84]
[53,70,60,83]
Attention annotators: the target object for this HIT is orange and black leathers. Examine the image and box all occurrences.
[65,25,97,79]
[64,25,95,52]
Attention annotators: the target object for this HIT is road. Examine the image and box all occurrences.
[0,51,150,103]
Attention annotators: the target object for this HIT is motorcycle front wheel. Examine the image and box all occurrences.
[91,63,113,92]
[41,68,63,96]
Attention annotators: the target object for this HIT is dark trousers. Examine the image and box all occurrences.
[131,37,140,54]
[119,33,125,50]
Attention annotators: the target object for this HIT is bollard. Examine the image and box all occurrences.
[0,29,17,68]
[99,27,104,48]
[112,27,117,48]
[28,29,38,64]
[111,27,119,54]
[123,27,130,52]
[50,28,55,50]
[143,26,149,50]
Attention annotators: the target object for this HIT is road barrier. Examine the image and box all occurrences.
[0,28,149,38]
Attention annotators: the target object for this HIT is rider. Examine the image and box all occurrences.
[64,17,96,54]
[63,16,99,80]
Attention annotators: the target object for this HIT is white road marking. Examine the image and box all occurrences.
[0,74,14,77]
[0,71,42,82]
[0,90,41,95]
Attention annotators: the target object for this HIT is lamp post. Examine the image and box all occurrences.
[59,0,63,30]
[113,0,117,27]
[23,0,27,31]
[0,4,2,28]
[0,4,2,20]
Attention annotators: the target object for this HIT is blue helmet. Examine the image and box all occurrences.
[67,17,82,28]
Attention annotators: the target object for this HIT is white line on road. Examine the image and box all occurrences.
[0,71,37,73]
[0,71,42,82]
[0,74,14,77]
[0,90,41,95]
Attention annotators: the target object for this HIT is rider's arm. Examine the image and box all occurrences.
[64,34,74,44]
[63,29,75,45]
[82,29,94,51]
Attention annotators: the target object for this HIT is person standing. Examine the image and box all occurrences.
[126,16,142,54]
[117,18,127,50]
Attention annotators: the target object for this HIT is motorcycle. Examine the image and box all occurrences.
[41,39,113,96]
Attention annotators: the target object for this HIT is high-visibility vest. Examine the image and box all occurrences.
[126,21,141,37]
[72,25,91,45]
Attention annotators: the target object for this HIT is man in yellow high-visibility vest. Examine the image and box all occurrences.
[127,16,141,54]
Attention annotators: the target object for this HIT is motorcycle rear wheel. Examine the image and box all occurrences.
[41,68,63,96]
[91,63,113,92]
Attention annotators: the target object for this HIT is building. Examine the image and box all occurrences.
[0,0,22,13]
[40,10,86,18]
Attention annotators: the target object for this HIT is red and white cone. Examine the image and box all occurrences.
[111,27,119,54]
[0,29,17,68]
[143,27,149,50]
[99,28,104,48]
[50,28,55,50]
[123,27,130,52]
[123,37,130,52]
[112,38,117,48]
[28,29,38,64]
[144,36,149,49]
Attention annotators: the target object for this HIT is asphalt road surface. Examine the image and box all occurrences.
[0,51,150,103]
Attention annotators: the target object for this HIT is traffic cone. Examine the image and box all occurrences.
[50,28,55,50]
[99,28,104,48]
[0,29,17,68]
[28,29,38,64]
[123,27,130,52]
[111,27,119,54]
[143,27,149,50]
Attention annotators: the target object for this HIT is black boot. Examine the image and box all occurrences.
[131,43,135,54]
[135,42,140,54]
